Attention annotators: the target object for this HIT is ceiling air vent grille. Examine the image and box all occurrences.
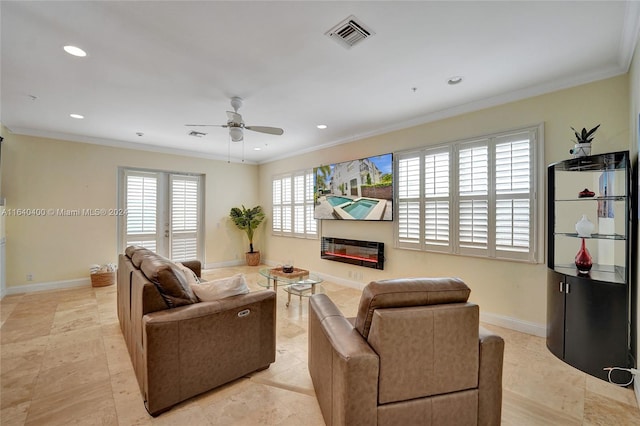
[325,15,374,49]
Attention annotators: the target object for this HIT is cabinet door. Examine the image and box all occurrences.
[564,276,628,381]
[546,270,565,358]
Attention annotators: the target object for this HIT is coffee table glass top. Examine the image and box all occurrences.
[258,267,324,307]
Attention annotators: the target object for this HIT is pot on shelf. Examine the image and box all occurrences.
[570,143,592,158]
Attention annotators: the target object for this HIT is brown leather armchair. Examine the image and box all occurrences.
[308,278,504,426]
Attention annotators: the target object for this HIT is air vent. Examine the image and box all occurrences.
[188,130,207,137]
[325,15,374,49]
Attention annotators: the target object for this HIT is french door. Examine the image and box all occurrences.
[119,168,203,262]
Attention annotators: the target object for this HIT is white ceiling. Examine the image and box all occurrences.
[2,1,639,164]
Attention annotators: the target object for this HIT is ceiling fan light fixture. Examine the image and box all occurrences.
[229,126,243,141]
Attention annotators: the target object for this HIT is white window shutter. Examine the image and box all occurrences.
[170,175,199,262]
[397,156,421,247]
[126,172,158,249]
[424,151,450,247]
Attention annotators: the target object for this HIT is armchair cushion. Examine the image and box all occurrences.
[354,278,470,338]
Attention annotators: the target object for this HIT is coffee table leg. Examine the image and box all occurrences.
[286,290,291,308]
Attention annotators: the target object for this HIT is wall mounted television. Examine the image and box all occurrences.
[314,153,393,221]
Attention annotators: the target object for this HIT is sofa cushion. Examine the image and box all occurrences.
[139,256,199,308]
[354,278,470,339]
[191,274,250,301]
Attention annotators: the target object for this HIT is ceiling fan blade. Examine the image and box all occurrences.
[226,111,242,123]
[245,126,284,136]
[185,124,227,127]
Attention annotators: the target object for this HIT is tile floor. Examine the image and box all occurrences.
[1,265,639,425]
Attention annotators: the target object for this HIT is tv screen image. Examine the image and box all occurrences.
[314,153,393,221]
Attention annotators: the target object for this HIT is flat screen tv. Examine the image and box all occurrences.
[314,153,393,221]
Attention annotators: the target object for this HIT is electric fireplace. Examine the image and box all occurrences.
[321,237,384,270]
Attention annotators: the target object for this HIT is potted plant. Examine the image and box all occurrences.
[230,205,265,266]
[569,124,600,158]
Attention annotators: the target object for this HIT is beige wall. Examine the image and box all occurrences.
[1,133,259,289]
[259,75,630,327]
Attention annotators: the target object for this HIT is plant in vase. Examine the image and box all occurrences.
[230,205,265,266]
[569,124,600,158]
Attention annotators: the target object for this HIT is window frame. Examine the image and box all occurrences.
[272,169,318,239]
[394,124,544,263]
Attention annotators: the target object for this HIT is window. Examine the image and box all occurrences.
[272,169,317,238]
[119,168,204,262]
[396,125,541,262]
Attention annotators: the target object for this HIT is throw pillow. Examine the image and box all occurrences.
[176,262,200,285]
[191,273,250,301]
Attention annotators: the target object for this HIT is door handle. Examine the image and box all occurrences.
[565,282,570,293]
[164,230,169,238]
[559,281,564,293]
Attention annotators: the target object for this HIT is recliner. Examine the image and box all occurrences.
[308,278,504,426]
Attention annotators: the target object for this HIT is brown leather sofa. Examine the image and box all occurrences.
[308,278,504,426]
[117,246,276,416]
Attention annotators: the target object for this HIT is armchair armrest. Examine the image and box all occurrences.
[478,326,505,426]
[142,290,276,415]
[309,294,379,426]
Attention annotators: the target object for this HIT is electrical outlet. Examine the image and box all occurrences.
[26,274,33,281]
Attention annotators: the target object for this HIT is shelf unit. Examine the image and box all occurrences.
[546,151,633,383]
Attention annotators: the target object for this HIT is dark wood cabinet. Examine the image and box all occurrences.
[546,151,633,382]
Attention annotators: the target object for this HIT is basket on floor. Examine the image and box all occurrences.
[91,271,115,287]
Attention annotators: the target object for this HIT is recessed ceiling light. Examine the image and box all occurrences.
[447,76,463,85]
[253,147,262,151]
[317,124,328,129]
[69,113,84,119]
[63,45,87,57]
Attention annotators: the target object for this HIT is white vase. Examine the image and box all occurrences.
[575,214,595,237]
[571,143,592,158]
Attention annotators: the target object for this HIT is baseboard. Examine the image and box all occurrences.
[5,277,91,295]
[480,311,546,337]
[204,259,245,269]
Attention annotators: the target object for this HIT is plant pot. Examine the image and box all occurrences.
[570,143,591,158]
[246,251,261,266]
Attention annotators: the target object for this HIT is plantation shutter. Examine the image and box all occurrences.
[394,125,539,262]
[305,171,317,236]
[272,179,282,233]
[397,153,421,248]
[272,171,318,238]
[293,174,305,235]
[494,132,533,260]
[170,175,200,261]
[281,177,292,233]
[458,142,489,255]
[424,149,451,250]
[125,171,158,251]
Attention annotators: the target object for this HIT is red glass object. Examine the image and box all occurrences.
[575,238,593,274]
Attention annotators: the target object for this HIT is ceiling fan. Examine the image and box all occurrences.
[186,97,284,142]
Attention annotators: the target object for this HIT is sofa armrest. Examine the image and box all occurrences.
[309,294,379,426]
[478,326,505,426]
[142,290,276,415]
[180,260,201,278]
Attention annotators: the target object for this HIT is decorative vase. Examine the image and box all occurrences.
[575,238,593,274]
[246,251,260,266]
[575,214,595,237]
[570,143,592,158]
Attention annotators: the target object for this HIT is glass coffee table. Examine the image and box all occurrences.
[258,267,324,307]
